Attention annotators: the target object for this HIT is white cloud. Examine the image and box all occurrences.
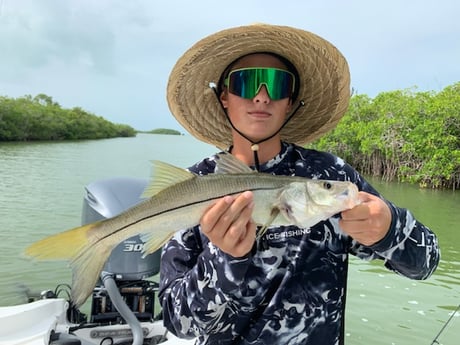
[0,0,459,131]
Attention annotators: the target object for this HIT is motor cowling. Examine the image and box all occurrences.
[81,177,161,279]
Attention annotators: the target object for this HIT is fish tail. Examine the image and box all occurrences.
[25,221,111,307]
[24,222,100,260]
[70,240,112,307]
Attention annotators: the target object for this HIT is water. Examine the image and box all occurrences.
[0,133,458,344]
[345,180,460,345]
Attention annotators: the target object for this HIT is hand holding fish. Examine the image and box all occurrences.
[200,191,257,258]
[24,153,361,306]
[339,192,392,246]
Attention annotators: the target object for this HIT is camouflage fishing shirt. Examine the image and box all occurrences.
[158,142,440,345]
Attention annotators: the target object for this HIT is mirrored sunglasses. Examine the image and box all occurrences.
[224,67,295,100]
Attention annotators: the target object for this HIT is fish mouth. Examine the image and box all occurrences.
[337,187,360,209]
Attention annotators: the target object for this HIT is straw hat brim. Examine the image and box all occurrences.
[167,23,351,149]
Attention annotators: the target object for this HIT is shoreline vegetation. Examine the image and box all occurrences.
[308,83,459,190]
[1,86,459,190]
[0,94,136,140]
[139,128,182,135]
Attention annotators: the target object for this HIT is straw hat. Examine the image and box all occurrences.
[167,23,350,149]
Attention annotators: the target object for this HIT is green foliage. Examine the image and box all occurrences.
[0,94,136,141]
[310,83,460,190]
[147,128,182,135]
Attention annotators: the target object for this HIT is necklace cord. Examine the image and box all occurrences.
[211,85,304,171]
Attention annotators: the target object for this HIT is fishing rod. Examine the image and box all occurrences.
[430,303,460,344]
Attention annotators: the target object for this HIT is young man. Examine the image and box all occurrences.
[159,23,439,345]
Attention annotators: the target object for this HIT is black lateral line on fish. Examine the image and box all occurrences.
[95,185,280,243]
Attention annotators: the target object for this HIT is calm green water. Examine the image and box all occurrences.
[0,133,458,344]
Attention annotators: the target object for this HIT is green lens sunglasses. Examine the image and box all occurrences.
[224,67,295,100]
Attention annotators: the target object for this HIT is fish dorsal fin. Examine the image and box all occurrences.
[141,160,195,198]
[215,153,256,174]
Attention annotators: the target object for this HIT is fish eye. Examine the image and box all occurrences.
[323,182,332,190]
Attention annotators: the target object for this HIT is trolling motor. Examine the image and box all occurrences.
[80,177,163,345]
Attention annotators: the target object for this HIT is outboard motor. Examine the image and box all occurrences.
[81,177,162,327]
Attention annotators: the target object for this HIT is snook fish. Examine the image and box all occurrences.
[25,153,360,307]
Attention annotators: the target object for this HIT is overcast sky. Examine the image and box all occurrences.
[1,0,459,132]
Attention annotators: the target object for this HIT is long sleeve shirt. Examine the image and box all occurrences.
[158,142,440,345]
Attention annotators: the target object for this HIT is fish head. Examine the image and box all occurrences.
[276,180,360,227]
[306,180,360,210]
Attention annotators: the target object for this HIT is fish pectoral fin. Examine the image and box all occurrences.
[256,225,268,240]
[256,208,280,239]
[140,230,175,256]
[142,161,195,198]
